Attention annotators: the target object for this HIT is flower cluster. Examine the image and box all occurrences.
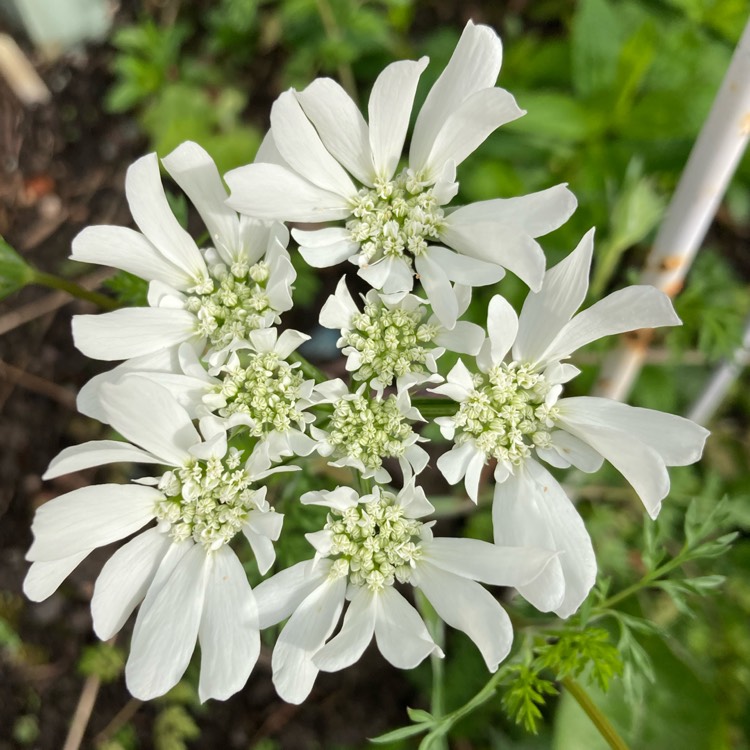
[25,20,708,708]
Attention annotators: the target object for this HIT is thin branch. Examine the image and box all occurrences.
[0,359,76,409]
[594,16,750,402]
[62,673,102,750]
[32,270,119,311]
[562,676,630,750]
[93,698,143,747]
[687,313,750,425]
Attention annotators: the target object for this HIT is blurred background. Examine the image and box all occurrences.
[0,0,749,748]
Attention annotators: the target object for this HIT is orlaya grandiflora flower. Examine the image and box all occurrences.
[311,379,429,483]
[24,377,291,702]
[71,140,295,367]
[252,482,557,704]
[319,277,484,398]
[432,229,710,618]
[81,328,319,465]
[225,21,576,328]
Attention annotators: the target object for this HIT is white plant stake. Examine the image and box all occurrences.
[595,17,750,403]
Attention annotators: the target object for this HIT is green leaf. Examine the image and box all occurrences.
[0,237,34,299]
[370,722,431,743]
[570,0,623,98]
[505,92,594,144]
[406,707,434,723]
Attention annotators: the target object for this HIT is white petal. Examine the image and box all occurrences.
[436,443,475,488]
[415,251,458,328]
[296,78,374,186]
[27,485,159,562]
[421,244,505,287]
[421,87,523,177]
[559,397,708,468]
[374,586,439,668]
[542,285,681,364]
[270,91,357,197]
[161,141,240,264]
[487,295,518,365]
[23,551,90,602]
[411,21,503,175]
[514,228,595,362]
[359,255,414,294]
[495,463,594,617]
[92,528,171,640]
[271,576,346,704]
[299,239,359,268]
[243,529,276,575]
[100,377,199,466]
[416,561,512,671]
[72,226,192,289]
[433,320,484,355]
[292,226,352,247]
[547,430,604,473]
[125,153,207,282]
[225,162,352,222]
[445,184,577,237]
[198,547,260,701]
[253,559,331,628]
[126,544,208,700]
[72,308,196,361]
[319,275,358,329]
[368,58,428,180]
[423,537,557,588]
[313,585,377,672]
[43,440,162,480]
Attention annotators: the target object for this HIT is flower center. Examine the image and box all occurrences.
[325,491,423,591]
[154,451,258,550]
[212,352,305,436]
[328,394,413,470]
[347,168,445,265]
[342,300,438,387]
[185,261,274,348]
[453,362,559,465]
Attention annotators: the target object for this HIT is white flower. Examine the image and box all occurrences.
[252,481,557,704]
[71,141,296,363]
[311,379,429,482]
[225,21,576,327]
[433,229,710,617]
[24,377,290,701]
[319,277,484,397]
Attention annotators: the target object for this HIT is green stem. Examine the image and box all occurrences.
[314,0,358,102]
[411,397,459,419]
[288,351,328,384]
[562,677,630,750]
[32,270,119,311]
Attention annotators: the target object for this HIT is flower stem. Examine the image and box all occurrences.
[562,676,630,750]
[411,397,458,418]
[32,270,119,311]
[288,351,328,384]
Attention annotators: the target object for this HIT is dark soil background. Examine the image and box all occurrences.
[0,12,423,750]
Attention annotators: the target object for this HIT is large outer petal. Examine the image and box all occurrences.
[513,228,594,364]
[27,484,159,562]
[198,546,260,701]
[71,226,193,290]
[126,543,208,700]
[23,551,90,602]
[540,286,681,365]
[72,308,197,361]
[368,58,428,181]
[271,576,347,704]
[225,162,352,222]
[99,377,199,466]
[494,462,593,618]
[269,91,357,198]
[161,141,240,263]
[43,440,163,480]
[416,561,513,671]
[410,21,503,174]
[125,153,207,283]
[296,78,374,186]
[91,528,171,640]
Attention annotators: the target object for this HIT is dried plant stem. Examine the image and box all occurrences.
[62,674,102,750]
[594,17,750,402]
[562,677,630,750]
[687,313,750,425]
[94,698,143,747]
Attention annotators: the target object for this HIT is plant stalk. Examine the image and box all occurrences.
[32,270,119,311]
[562,676,630,750]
